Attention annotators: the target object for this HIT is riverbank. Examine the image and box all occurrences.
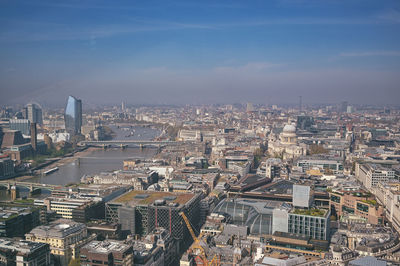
[14,147,99,181]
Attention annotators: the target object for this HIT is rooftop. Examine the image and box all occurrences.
[291,208,327,217]
[82,240,131,254]
[0,239,48,254]
[111,190,195,206]
[27,219,86,238]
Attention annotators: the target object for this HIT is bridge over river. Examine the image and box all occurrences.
[79,140,187,148]
[0,181,61,193]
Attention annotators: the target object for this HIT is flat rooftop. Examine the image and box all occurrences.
[0,239,47,253]
[252,179,294,194]
[110,190,195,206]
[82,240,130,254]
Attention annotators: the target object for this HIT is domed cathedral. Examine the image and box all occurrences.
[280,124,297,145]
[268,121,306,160]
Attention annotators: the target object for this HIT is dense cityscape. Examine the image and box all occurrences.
[0,100,400,265]
[2,0,400,265]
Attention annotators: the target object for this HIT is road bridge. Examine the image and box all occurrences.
[0,181,61,192]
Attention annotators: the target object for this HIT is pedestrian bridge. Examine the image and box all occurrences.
[79,140,184,148]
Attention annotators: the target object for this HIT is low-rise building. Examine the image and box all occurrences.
[0,239,52,266]
[34,197,104,222]
[80,240,133,266]
[356,163,395,190]
[0,204,42,237]
[296,157,343,174]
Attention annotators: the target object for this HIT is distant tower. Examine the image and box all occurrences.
[25,103,43,124]
[64,96,82,135]
[30,123,37,151]
[121,101,125,112]
[246,102,254,112]
[340,101,348,113]
[299,96,302,112]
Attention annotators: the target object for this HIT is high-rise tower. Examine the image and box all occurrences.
[64,96,82,135]
[25,103,43,124]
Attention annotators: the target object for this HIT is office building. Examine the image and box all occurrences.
[0,156,14,178]
[356,163,395,190]
[340,101,348,113]
[64,95,82,135]
[213,198,292,235]
[214,198,330,240]
[0,239,52,266]
[288,208,330,240]
[0,205,41,237]
[80,240,133,266]
[330,189,384,224]
[34,197,104,222]
[296,157,344,174]
[24,103,43,125]
[292,184,312,208]
[9,119,30,135]
[25,219,87,266]
[106,190,201,254]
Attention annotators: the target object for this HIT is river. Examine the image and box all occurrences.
[26,125,161,186]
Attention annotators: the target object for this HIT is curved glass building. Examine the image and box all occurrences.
[213,198,291,235]
[64,96,82,135]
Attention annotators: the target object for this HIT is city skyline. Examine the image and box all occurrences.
[1,0,400,105]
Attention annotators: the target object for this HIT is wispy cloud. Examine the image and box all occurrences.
[0,15,379,43]
[0,21,215,42]
[340,51,400,57]
[377,9,400,23]
[214,62,286,73]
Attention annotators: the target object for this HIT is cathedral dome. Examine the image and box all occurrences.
[283,124,296,134]
[280,123,297,145]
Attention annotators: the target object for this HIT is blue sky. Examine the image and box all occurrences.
[1,0,400,106]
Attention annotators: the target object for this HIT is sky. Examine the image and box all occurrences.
[0,0,400,106]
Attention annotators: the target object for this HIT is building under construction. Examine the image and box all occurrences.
[106,190,201,254]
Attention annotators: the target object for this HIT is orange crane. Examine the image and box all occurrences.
[179,212,220,266]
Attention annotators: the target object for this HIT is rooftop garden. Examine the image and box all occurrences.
[361,199,377,206]
[13,198,35,204]
[292,208,327,217]
[113,190,194,205]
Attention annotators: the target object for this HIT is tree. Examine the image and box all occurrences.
[308,144,328,155]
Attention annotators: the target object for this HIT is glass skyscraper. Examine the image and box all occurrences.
[64,96,82,135]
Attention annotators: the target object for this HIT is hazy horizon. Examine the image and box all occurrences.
[1,0,400,105]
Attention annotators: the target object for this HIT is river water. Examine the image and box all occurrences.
[27,125,161,186]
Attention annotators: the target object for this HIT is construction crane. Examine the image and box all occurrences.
[179,212,220,266]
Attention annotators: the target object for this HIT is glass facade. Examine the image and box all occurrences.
[213,199,289,235]
[288,212,330,240]
[9,119,30,135]
[64,96,82,135]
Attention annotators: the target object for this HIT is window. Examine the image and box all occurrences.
[356,203,369,212]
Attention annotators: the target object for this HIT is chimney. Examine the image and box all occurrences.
[30,122,37,151]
